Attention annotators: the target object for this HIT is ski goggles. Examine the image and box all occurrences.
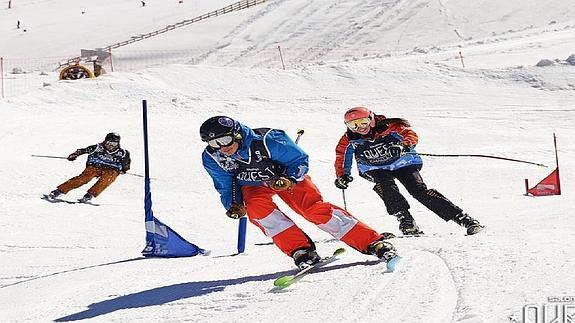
[104,140,119,148]
[207,135,235,149]
[345,117,371,131]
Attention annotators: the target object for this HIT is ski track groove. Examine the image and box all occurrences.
[203,0,415,66]
[366,250,458,323]
[253,250,458,323]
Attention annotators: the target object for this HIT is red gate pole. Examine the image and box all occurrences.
[108,48,114,72]
[278,45,286,70]
[1,57,5,99]
[553,133,561,194]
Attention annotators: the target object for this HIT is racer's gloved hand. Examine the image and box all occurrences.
[67,152,79,161]
[269,177,296,191]
[334,174,353,190]
[388,142,410,158]
[226,203,247,219]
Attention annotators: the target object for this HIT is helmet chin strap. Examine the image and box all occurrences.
[369,113,376,127]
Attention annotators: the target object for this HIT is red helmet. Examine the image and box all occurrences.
[344,107,375,129]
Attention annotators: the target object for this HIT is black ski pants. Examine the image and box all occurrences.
[364,165,462,221]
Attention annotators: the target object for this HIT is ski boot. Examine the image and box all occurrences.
[368,240,398,262]
[78,193,94,203]
[380,232,397,240]
[453,212,484,235]
[393,210,424,236]
[292,248,321,269]
[47,189,63,199]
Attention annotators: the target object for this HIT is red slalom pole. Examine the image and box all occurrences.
[553,133,561,194]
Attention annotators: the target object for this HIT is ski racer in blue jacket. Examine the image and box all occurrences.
[200,115,397,269]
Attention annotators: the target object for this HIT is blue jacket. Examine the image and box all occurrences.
[335,115,422,177]
[202,123,308,209]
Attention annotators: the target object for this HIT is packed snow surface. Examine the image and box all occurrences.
[1,0,574,322]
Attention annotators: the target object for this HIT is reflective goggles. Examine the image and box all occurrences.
[345,117,371,131]
[104,140,119,148]
[207,135,234,149]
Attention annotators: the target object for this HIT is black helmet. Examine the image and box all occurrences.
[199,116,242,142]
[105,132,121,142]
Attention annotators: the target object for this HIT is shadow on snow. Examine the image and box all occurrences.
[54,260,383,321]
[0,257,146,289]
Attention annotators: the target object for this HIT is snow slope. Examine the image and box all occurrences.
[1,0,575,322]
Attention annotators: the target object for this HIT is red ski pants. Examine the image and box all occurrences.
[241,175,381,257]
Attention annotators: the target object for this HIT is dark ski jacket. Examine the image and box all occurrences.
[75,143,131,173]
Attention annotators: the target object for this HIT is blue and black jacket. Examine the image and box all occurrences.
[202,123,308,209]
[335,115,422,179]
[75,144,131,172]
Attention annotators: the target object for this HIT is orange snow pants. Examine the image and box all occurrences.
[241,175,382,257]
[57,165,120,197]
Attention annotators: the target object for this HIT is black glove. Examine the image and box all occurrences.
[334,175,353,190]
[67,152,79,161]
[226,203,247,219]
[388,142,408,158]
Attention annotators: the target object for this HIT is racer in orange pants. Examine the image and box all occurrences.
[57,165,120,197]
[47,133,131,202]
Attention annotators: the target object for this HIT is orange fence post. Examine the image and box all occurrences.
[108,48,114,72]
[278,46,286,70]
[0,57,4,99]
